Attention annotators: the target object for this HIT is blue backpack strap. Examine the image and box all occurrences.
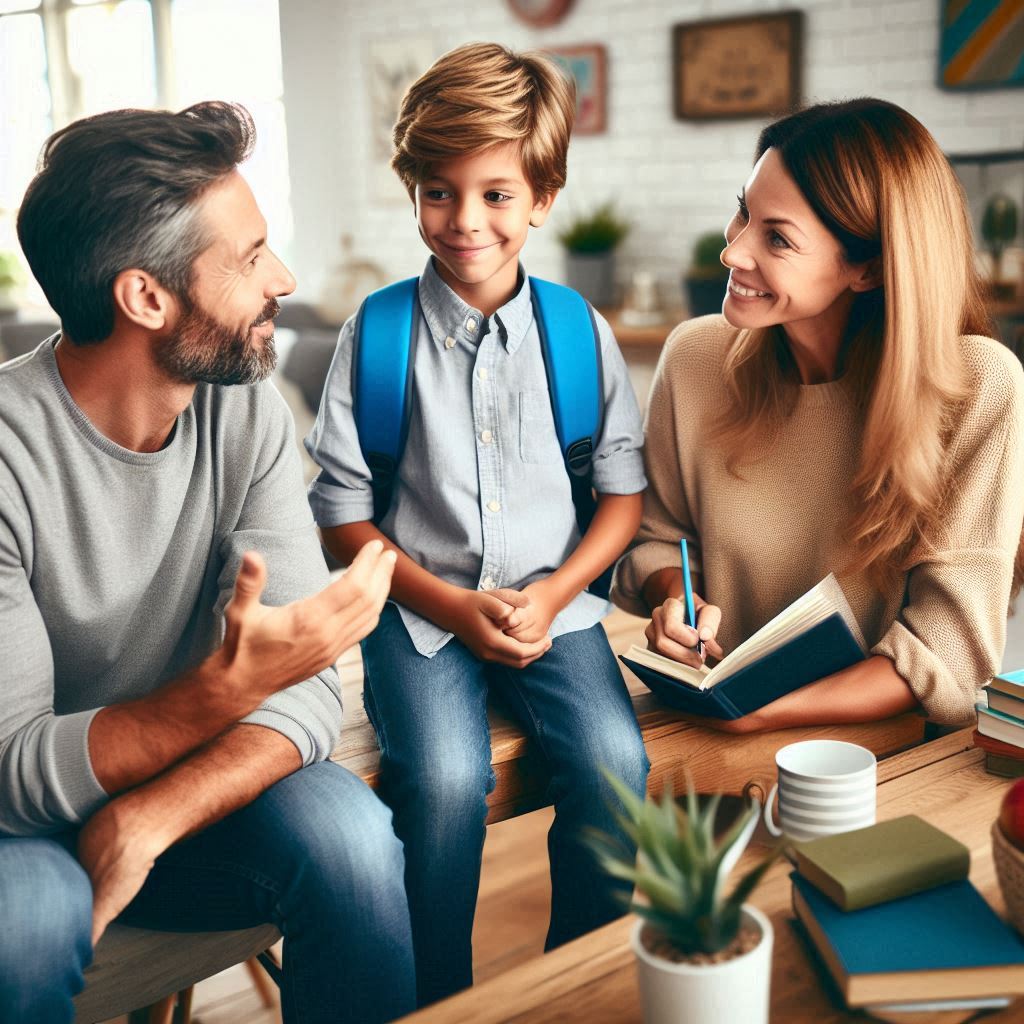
[352,277,420,524]
[529,276,610,597]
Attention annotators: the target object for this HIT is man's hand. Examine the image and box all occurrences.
[645,595,724,668]
[219,539,396,700]
[79,724,304,946]
[77,794,170,946]
[447,589,551,668]
[490,580,562,645]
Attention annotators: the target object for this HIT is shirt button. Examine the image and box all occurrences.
[444,336,456,349]
[481,575,495,590]
[480,429,493,444]
[478,367,489,380]
[466,317,477,332]
[487,499,501,513]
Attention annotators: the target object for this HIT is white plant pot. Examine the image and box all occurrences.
[631,904,773,1024]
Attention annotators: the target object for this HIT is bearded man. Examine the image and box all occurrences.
[0,102,415,1024]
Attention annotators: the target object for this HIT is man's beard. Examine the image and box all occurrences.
[157,295,281,386]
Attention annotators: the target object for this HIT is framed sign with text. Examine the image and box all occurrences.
[673,11,804,121]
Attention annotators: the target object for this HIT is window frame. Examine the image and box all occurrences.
[16,0,173,127]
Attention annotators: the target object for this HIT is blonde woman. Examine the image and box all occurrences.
[612,98,1024,731]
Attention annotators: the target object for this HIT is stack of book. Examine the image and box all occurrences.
[790,815,1024,1020]
[976,669,1024,778]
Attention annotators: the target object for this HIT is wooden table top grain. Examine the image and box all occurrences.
[400,730,1024,1024]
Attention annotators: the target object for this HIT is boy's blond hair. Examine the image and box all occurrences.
[392,42,575,198]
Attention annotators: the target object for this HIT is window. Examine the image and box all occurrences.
[0,0,292,302]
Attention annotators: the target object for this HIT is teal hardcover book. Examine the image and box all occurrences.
[976,703,1024,749]
[791,873,1024,1006]
[988,669,1024,700]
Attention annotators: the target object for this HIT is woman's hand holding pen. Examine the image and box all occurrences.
[645,595,724,668]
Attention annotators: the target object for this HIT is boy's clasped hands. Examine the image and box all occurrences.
[451,580,561,668]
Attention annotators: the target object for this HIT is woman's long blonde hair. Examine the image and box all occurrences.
[712,99,1015,593]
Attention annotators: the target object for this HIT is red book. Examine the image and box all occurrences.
[973,729,1024,760]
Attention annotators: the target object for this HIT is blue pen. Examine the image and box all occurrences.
[679,538,705,660]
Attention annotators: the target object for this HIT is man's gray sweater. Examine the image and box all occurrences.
[0,337,342,836]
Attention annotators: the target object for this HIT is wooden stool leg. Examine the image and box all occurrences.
[245,956,277,1009]
[127,994,174,1024]
[172,986,194,1024]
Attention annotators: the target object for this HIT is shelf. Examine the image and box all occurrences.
[599,307,684,348]
[948,148,1024,166]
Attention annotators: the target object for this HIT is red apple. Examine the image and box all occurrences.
[999,779,1024,851]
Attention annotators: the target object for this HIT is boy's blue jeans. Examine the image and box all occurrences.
[0,761,415,1024]
[362,605,650,1007]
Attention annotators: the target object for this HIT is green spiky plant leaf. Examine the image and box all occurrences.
[557,202,630,254]
[586,771,782,957]
[687,231,730,281]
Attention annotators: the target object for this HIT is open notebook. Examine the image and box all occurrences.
[620,574,868,719]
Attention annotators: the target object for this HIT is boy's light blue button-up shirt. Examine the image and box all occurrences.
[305,258,647,657]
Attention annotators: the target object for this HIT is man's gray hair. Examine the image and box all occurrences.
[17,102,255,344]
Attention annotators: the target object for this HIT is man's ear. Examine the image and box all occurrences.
[850,256,883,293]
[111,269,174,331]
[530,190,557,228]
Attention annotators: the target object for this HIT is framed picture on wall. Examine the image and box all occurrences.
[546,44,607,134]
[365,35,435,203]
[939,0,1024,90]
[673,11,803,121]
[507,0,573,27]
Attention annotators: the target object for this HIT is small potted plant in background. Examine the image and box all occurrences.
[982,193,1019,301]
[558,201,629,308]
[589,774,780,1024]
[0,250,25,315]
[683,231,730,318]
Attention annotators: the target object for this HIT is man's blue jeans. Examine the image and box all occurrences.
[0,761,415,1024]
[362,606,650,1007]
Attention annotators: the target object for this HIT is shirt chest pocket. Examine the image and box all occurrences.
[517,389,563,465]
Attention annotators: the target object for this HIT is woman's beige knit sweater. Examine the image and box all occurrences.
[612,316,1024,724]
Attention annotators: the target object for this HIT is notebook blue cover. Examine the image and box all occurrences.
[620,613,864,720]
[791,873,1024,974]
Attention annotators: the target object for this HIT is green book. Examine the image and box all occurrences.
[792,815,970,911]
[986,752,1024,778]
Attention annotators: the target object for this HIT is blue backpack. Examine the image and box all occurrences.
[351,275,612,598]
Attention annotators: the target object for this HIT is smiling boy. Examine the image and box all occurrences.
[305,42,649,1007]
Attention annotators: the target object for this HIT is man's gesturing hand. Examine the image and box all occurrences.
[220,539,396,697]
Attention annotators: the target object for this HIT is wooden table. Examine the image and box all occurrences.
[400,730,1024,1024]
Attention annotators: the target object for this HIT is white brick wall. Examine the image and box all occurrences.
[278,0,1024,308]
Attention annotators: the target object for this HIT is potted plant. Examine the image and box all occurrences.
[589,775,780,1024]
[981,194,1019,301]
[0,250,24,314]
[683,231,730,318]
[558,201,629,308]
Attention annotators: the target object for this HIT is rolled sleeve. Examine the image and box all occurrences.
[590,311,647,496]
[873,551,1011,725]
[240,668,343,764]
[304,318,376,527]
[0,708,107,836]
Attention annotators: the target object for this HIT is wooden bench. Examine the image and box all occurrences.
[74,611,927,1022]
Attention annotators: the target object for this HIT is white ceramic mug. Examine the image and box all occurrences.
[763,740,876,841]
